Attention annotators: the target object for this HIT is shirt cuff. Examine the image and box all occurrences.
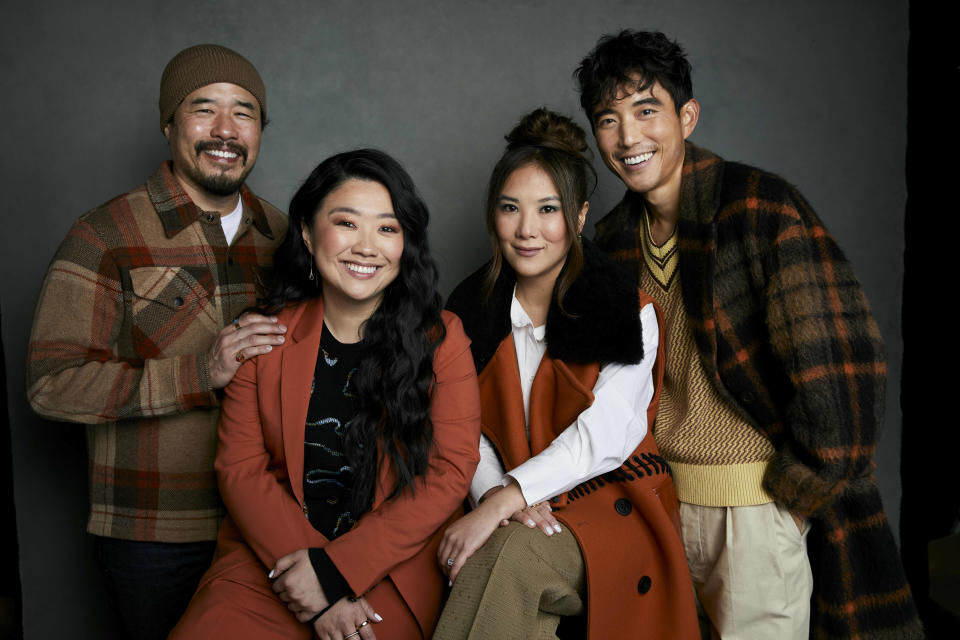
[308,548,352,605]
[506,457,562,507]
[182,352,220,409]
[468,436,507,506]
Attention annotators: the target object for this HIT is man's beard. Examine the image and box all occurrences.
[192,171,247,196]
[190,141,251,196]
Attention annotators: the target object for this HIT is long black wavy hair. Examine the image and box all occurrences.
[264,149,445,514]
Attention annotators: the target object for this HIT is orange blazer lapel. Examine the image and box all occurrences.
[477,335,530,470]
[280,297,325,508]
[528,358,598,455]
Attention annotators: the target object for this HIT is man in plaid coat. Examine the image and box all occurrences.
[27,44,288,640]
[576,31,922,639]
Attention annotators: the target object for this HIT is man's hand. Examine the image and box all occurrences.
[270,549,328,621]
[208,312,286,389]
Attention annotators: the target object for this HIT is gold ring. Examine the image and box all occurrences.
[233,317,241,331]
[357,620,370,629]
[344,632,360,639]
[234,351,245,363]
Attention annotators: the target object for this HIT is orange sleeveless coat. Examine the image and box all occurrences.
[478,290,697,639]
[446,243,698,639]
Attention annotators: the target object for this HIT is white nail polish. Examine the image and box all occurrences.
[553,524,562,533]
[374,613,383,622]
[526,519,536,527]
[268,569,275,579]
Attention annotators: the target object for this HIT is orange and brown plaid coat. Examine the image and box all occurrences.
[594,143,922,639]
[27,162,287,543]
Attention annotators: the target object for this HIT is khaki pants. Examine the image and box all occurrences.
[434,522,585,640]
[681,501,813,640]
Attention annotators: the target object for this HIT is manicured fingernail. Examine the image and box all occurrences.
[526,519,536,527]
[265,345,272,351]
[553,524,562,533]
[268,569,275,578]
[277,336,285,343]
[374,613,383,622]
[545,527,554,536]
[448,580,453,587]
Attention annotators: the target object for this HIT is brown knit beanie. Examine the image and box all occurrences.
[159,44,266,130]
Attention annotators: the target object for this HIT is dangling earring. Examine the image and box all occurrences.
[308,263,315,281]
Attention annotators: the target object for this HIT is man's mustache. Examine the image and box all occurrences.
[195,141,248,164]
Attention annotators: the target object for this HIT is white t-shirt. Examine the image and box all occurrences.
[220,196,244,245]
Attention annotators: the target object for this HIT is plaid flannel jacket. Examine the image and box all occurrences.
[594,143,922,639]
[27,162,287,542]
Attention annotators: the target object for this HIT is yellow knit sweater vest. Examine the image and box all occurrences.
[640,211,774,506]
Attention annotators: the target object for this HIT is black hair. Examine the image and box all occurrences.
[575,30,693,121]
[483,108,596,313]
[265,148,444,513]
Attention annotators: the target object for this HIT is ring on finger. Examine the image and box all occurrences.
[233,317,242,331]
[446,557,454,567]
[235,351,245,363]
[357,620,370,630]
[344,632,360,639]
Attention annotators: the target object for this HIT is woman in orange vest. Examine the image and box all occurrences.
[434,109,698,639]
[171,149,481,640]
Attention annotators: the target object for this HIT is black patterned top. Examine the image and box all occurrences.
[303,324,364,539]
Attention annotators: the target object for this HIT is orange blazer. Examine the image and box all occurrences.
[203,297,481,636]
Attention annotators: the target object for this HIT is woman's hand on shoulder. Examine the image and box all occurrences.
[313,596,381,640]
[505,500,562,537]
[437,480,526,583]
[270,549,328,621]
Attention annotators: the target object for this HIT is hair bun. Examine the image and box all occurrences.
[505,108,588,157]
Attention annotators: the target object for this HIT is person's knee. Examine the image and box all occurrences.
[172,578,308,640]
[475,521,582,584]
[481,522,543,564]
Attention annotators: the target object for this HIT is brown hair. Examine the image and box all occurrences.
[483,108,596,312]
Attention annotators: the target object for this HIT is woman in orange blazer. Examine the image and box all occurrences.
[433,110,698,639]
[171,150,481,640]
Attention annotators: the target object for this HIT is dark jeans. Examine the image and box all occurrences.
[95,536,216,640]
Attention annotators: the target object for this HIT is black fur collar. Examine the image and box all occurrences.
[445,238,643,374]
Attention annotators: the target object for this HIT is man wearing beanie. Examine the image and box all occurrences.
[27,44,288,639]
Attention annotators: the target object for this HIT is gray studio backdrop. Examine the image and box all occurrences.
[1,1,906,638]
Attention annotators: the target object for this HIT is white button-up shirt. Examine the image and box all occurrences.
[468,291,659,507]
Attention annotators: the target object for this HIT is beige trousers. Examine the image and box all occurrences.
[433,522,585,640]
[680,501,813,640]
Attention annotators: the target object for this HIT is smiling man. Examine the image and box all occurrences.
[577,31,921,639]
[27,44,288,639]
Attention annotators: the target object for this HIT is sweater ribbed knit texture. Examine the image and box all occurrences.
[640,211,774,507]
[159,44,266,128]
